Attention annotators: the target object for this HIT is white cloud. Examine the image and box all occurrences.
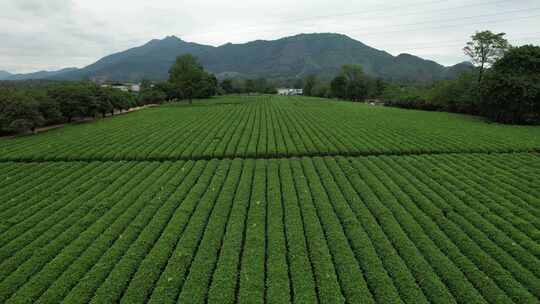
[1,0,539,73]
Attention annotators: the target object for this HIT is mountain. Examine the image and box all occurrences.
[19,33,474,82]
[443,61,475,78]
[57,36,213,82]
[203,33,399,80]
[5,67,79,81]
[0,71,12,80]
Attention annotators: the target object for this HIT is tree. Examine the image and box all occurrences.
[381,84,429,110]
[32,90,63,124]
[345,65,368,101]
[303,75,318,96]
[480,45,540,124]
[195,74,218,98]
[155,81,181,101]
[47,83,91,122]
[330,75,347,99]
[253,78,269,94]
[107,88,135,112]
[464,30,510,82]
[347,79,368,101]
[293,78,304,89]
[245,79,256,93]
[374,78,386,97]
[0,89,44,134]
[169,54,216,103]
[331,65,368,101]
[312,83,330,98]
[139,87,167,105]
[220,79,234,94]
[140,79,152,90]
[94,87,114,117]
[341,65,364,84]
[427,72,479,113]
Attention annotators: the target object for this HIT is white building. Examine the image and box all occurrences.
[277,88,303,96]
[101,83,141,93]
[130,84,141,92]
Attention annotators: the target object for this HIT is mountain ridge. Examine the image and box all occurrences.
[5,33,473,82]
[5,68,79,81]
[0,70,13,80]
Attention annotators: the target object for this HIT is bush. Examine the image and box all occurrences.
[382,84,433,110]
[382,72,480,113]
[427,73,480,113]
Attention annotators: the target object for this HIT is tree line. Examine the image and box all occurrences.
[389,31,540,124]
[0,83,138,135]
[382,41,539,124]
[1,54,220,135]
[302,31,540,125]
[220,78,277,95]
[298,66,386,101]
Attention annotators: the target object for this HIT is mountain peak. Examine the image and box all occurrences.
[293,32,349,38]
[145,35,184,47]
[282,32,353,41]
[396,53,418,59]
[236,33,354,45]
[163,35,182,42]
[396,53,441,65]
[453,61,474,67]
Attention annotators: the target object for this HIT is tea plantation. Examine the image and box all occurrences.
[1,96,539,303]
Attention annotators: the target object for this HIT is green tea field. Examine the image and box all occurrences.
[1,96,539,304]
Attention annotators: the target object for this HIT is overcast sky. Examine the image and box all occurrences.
[1,0,539,73]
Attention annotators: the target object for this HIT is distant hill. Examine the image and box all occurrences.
[11,33,474,82]
[4,67,79,81]
[55,37,213,82]
[444,61,476,78]
[0,70,12,80]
